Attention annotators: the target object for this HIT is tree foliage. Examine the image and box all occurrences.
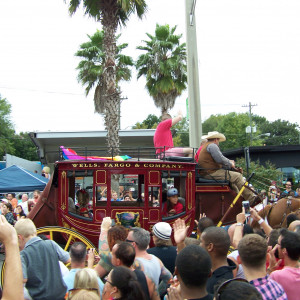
[75,30,134,113]
[136,24,187,115]
[132,114,160,129]
[12,132,39,161]
[203,113,300,151]
[0,95,38,161]
[0,95,15,158]
[67,0,147,153]
[172,117,189,147]
[256,119,300,146]
[133,113,190,147]
[236,157,283,192]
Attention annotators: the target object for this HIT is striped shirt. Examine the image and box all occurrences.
[250,275,287,300]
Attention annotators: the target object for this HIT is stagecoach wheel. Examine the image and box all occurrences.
[0,226,98,289]
[36,226,98,255]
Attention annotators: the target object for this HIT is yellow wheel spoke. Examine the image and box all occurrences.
[1,225,97,289]
[64,234,74,251]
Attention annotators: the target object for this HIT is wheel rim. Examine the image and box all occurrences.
[0,226,98,289]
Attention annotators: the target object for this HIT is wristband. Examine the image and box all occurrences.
[258,219,264,225]
[236,222,243,226]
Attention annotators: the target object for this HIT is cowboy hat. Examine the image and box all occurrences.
[201,131,226,142]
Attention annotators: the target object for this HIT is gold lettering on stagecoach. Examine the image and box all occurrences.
[70,162,184,169]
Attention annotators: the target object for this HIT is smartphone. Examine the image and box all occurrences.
[242,200,250,216]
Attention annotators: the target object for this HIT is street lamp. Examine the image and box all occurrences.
[253,133,271,140]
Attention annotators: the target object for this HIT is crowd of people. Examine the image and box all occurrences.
[0,115,299,299]
[0,192,40,227]
[0,200,299,300]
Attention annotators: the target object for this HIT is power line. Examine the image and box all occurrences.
[0,86,84,96]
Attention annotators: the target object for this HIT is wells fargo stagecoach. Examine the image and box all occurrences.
[27,146,246,248]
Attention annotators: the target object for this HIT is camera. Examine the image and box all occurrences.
[242,200,250,216]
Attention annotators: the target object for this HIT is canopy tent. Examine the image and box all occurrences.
[0,165,49,192]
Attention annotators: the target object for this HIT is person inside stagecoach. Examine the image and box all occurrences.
[76,189,91,218]
[162,188,184,217]
[149,193,159,207]
[111,191,122,202]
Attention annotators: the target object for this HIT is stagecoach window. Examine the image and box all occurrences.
[95,185,108,205]
[67,171,94,219]
[149,186,160,207]
[108,173,145,207]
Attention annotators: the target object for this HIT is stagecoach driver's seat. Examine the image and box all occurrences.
[197,131,260,206]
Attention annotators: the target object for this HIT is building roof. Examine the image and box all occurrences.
[29,130,156,165]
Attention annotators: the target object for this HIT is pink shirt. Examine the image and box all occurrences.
[270,266,300,299]
[153,119,173,154]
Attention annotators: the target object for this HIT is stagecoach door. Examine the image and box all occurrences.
[94,170,148,229]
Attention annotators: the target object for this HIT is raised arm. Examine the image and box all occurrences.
[250,208,272,236]
[0,215,23,300]
[232,210,246,249]
[95,217,113,277]
[173,218,189,252]
[171,110,183,126]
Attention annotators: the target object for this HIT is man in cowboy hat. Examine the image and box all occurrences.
[197,131,257,204]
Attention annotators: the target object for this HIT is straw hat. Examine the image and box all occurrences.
[201,131,226,142]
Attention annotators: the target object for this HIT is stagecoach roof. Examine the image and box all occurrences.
[29,129,156,165]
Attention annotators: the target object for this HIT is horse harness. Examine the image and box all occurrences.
[267,197,294,227]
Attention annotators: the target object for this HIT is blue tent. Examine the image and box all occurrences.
[0,165,49,192]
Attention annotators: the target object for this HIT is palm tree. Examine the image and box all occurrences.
[66,0,147,154]
[136,24,187,116]
[75,29,133,115]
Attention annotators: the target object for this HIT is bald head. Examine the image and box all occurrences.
[289,220,300,232]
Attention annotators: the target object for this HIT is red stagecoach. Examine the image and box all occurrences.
[27,147,246,248]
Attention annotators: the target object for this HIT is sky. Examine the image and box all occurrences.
[0,0,299,134]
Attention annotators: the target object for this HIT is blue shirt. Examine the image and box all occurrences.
[63,268,104,293]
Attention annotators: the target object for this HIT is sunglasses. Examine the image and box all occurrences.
[67,288,98,299]
[104,275,114,286]
[125,239,139,245]
[215,278,248,300]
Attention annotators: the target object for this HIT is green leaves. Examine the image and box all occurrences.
[0,95,38,160]
[75,29,133,101]
[236,158,282,191]
[203,112,300,150]
[136,24,187,115]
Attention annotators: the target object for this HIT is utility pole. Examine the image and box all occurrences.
[185,0,202,148]
[242,102,257,146]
